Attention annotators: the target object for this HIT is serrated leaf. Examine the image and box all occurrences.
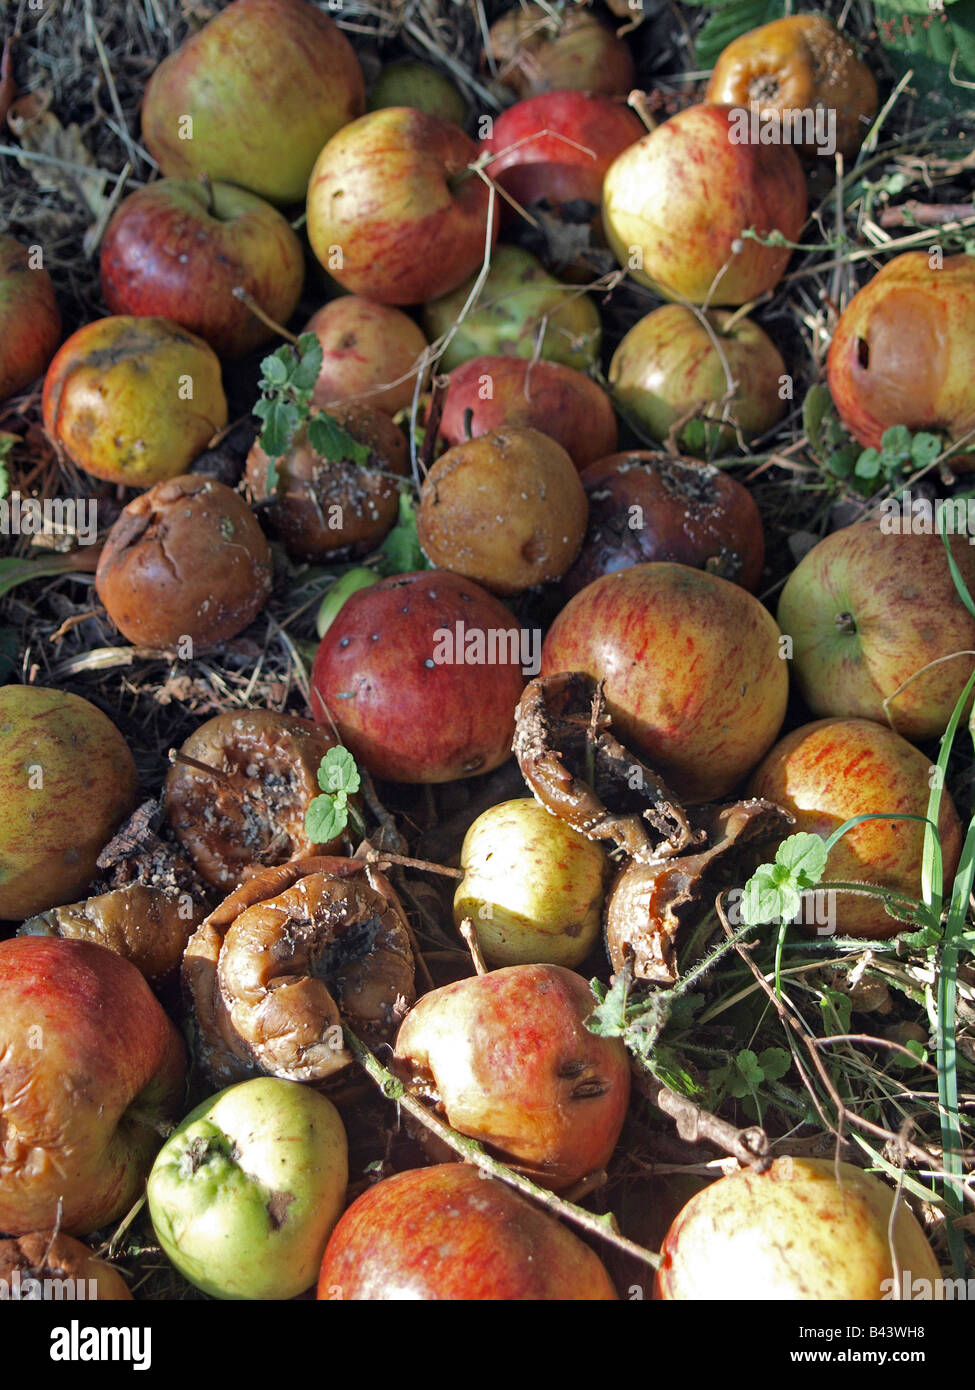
[736,1049,763,1085]
[855,447,883,480]
[260,400,299,459]
[260,352,290,388]
[307,412,373,467]
[776,832,829,886]
[291,335,324,393]
[758,1046,791,1082]
[305,794,349,844]
[911,432,942,467]
[740,865,788,924]
[882,425,912,457]
[585,971,630,1037]
[695,0,787,67]
[873,0,975,109]
[317,745,361,796]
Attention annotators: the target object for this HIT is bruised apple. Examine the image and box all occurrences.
[303,297,428,415]
[394,964,630,1190]
[310,571,526,783]
[0,685,138,921]
[748,717,962,939]
[484,3,634,99]
[656,1157,942,1299]
[0,234,60,400]
[319,1164,617,1300]
[542,563,788,801]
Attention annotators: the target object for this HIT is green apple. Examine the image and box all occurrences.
[147,1078,348,1300]
[454,797,608,968]
[424,245,601,373]
[369,60,467,127]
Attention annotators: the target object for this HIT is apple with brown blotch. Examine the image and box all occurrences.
[439,354,618,470]
[245,401,409,561]
[777,521,975,742]
[0,1232,133,1300]
[369,59,467,127]
[564,451,765,597]
[0,234,60,401]
[394,963,630,1191]
[484,3,634,99]
[706,14,878,161]
[99,179,305,360]
[302,297,428,416]
[609,304,787,453]
[310,570,526,784]
[656,1157,942,1299]
[306,108,498,306]
[416,426,588,596]
[602,103,807,305]
[454,798,609,969]
[141,0,365,205]
[319,1163,617,1300]
[541,563,788,802]
[0,935,186,1236]
[748,717,962,939]
[0,684,139,922]
[95,475,272,652]
[827,252,975,451]
[43,316,227,488]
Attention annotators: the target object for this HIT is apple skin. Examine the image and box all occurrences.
[748,717,962,939]
[303,296,428,415]
[0,936,187,1236]
[0,1232,132,1300]
[706,14,878,161]
[0,684,139,921]
[542,563,788,802]
[777,521,975,742]
[369,60,467,127]
[609,304,787,453]
[439,354,618,470]
[306,108,498,306]
[0,234,61,400]
[100,179,305,359]
[310,571,526,784]
[602,103,807,306]
[484,4,634,100]
[318,1163,617,1300]
[394,964,630,1190]
[563,451,765,596]
[42,316,228,488]
[826,252,975,451]
[655,1157,942,1299]
[147,1078,348,1301]
[455,798,609,968]
[141,0,365,205]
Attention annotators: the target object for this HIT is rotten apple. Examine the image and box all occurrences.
[0,234,60,401]
[0,1232,132,1300]
[483,3,634,99]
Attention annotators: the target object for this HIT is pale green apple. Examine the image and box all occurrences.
[454,797,608,968]
[147,1078,348,1300]
[369,60,467,127]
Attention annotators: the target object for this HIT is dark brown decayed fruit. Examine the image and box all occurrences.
[245,402,409,560]
[564,451,765,595]
[20,884,203,981]
[0,1232,132,1300]
[163,709,346,891]
[95,475,272,651]
[417,427,588,595]
[484,3,634,99]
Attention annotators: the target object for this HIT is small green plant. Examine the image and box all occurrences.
[803,386,943,494]
[305,746,365,844]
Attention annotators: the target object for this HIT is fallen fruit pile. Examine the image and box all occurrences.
[1,0,974,1304]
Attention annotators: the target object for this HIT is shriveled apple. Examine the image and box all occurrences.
[0,1232,132,1300]
[483,3,634,99]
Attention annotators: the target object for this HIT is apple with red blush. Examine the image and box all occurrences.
[0,234,61,400]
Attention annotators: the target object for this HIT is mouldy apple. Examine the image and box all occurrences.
[826,251,975,451]
[100,178,305,359]
[306,107,498,305]
[42,316,228,488]
[0,234,61,400]
[0,936,186,1236]
[147,1078,348,1300]
[541,563,788,802]
[602,103,807,305]
[0,684,139,921]
[777,521,975,741]
[748,717,963,939]
[318,1164,618,1300]
[141,0,365,205]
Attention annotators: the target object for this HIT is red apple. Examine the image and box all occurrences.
[0,234,61,400]
[563,451,765,596]
[0,936,187,1236]
[318,1164,618,1300]
[541,563,788,801]
[439,354,618,469]
[395,965,630,1190]
[748,717,962,939]
[483,3,634,100]
[306,108,498,305]
[602,103,807,305]
[303,296,428,415]
[141,0,365,205]
[100,178,305,359]
[310,570,526,783]
[777,521,975,741]
[827,252,975,451]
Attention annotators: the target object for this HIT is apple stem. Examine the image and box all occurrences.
[344,1024,662,1273]
[834,611,857,635]
[168,748,242,793]
[232,286,299,345]
[363,849,463,880]
[458,915,489,975]
[626,88,658,134]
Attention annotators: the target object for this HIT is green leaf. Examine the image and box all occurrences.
[758,1046,791,1082]
[260,400,299,459]
[317,745,361,796]
[736,1049,763,1087]
[0,435,14,500]
[802,384,833,456]
[307,411,373,467]
[291,335,324,392]
[818,986,852,1035]
[305,794,349,844]
[585,971,630,1037]
[890,1038,927,1070]
[873,0,975,111]
[776,832,828,887]
[855,447,883,480]
[740,864,788,924]
[260,351,291,388]
[911,432,942,468]
[680,419,710,455]
[827,447,857,480]
[376,491,431,577]
[881,425,912,457]
[694,0,786,66]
